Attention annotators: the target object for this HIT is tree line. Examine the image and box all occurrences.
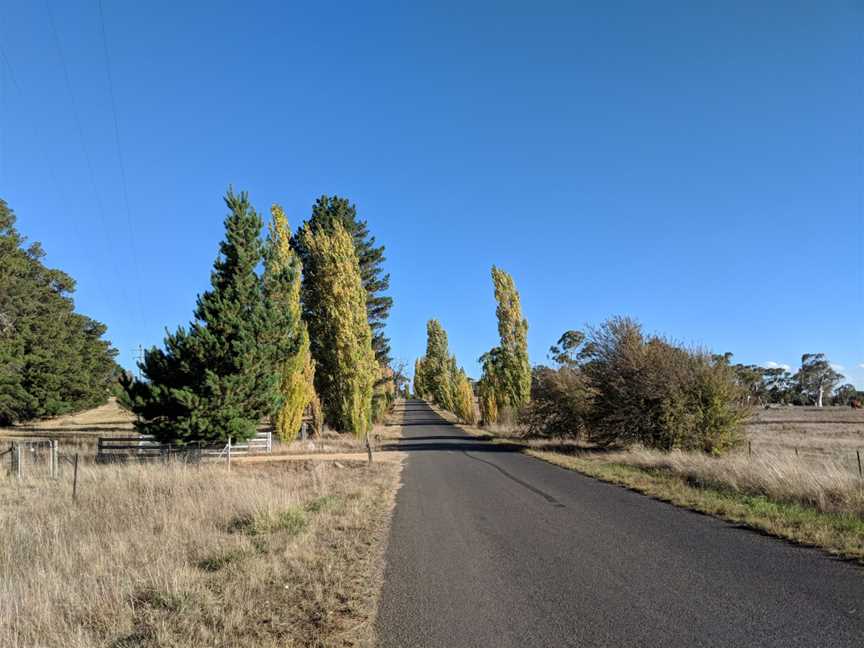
[0,199,119,426]
[122,190,395,444]
[415,268,860,455]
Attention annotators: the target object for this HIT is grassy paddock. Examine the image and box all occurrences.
[0,459,401,647]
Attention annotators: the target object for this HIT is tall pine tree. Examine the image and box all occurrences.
[123,189,279,443]
[298,220,376,437]
[0,199,118,425]
[294,195,392,366]
[264,204,315,442]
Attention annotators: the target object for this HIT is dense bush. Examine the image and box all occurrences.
[581,317,748,454]
[520,366,593,438]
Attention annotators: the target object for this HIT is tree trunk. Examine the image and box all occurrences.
[817,385,824,408]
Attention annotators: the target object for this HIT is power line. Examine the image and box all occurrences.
[43,0,137,324]
[0,42,114,307]
[96,0,147,330]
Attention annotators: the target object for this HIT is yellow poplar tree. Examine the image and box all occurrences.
[300,221,376,437]
[454,369,476,424]
[265,205,316,442]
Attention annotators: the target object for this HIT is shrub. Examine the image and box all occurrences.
[520,366,593,438]
[582,317,748,454]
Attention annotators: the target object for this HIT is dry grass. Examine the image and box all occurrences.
[0,458,402,647]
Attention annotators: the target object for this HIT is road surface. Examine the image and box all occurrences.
[376,400,864,647]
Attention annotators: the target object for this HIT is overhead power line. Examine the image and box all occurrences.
[0,42,114,306]
[97,0,147,330]
[44,0,135,319]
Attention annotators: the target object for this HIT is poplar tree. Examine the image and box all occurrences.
[294,195,392,366]
[123,189,279,443]
[422,319,456,410]
[264,204,315,442]
[413,357,427,399]
[477,351,501,424]
[489,266,531,409]
[454,369,476,424]
[299,221,376,436]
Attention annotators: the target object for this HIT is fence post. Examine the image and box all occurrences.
[857,449,862,480]
[748,441,751,459]
[365,432,373,465]
[50,440,58,478]
[13,443,22,479]
[72,453,79,502]
[227,437,232,471]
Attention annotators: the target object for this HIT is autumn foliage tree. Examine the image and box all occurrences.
[264,204,316,442]
[299,221,376,437]
[477,266,530,423]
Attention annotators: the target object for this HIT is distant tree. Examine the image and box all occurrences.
[793,354,843,407]
[490,266,531,409]
[298,220,376,436]
[0,199,118,426]
[419,319,456,410]
[294,195,392,367]
[521,329,593,437]
[477,350,502,425]
[264,204,316,442]
[413,357,427,399]
[548,330,585,369]
[453,369,476,424]
[123,189,280,444]
[832,383,861,407]
[762,367,796,404]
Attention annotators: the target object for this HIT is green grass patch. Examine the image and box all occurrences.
[305,495,340,513]
[526,449,864,562]
[228,506,308,537]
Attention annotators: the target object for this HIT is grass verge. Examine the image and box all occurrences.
[525,449,864,561]
[442,405,864,562]
[0,458,402,647]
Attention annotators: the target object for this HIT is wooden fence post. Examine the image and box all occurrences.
[857,449,862,480]
[13,443,22,479]
[71,453,79,502]
[50,440,58,479]
[748,441,752,459]
[227,437,232,471]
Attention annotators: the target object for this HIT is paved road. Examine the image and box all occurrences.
[376,400,864,648]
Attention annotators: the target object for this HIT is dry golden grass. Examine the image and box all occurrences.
[0,458,401,647]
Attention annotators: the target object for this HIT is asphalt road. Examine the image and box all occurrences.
[375,400,864,648]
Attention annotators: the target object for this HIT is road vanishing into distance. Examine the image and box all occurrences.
[375,400,864,648]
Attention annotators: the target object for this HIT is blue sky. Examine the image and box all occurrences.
[1,1,861,386]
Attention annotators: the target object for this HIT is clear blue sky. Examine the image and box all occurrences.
[1,1,861,386]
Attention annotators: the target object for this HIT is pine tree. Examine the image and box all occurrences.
[294,195,392,366]
[123,189,280,444]
[299,220,376,436]
[490,266,531,409]
[264,204,315,442]
[0,199,118,425]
